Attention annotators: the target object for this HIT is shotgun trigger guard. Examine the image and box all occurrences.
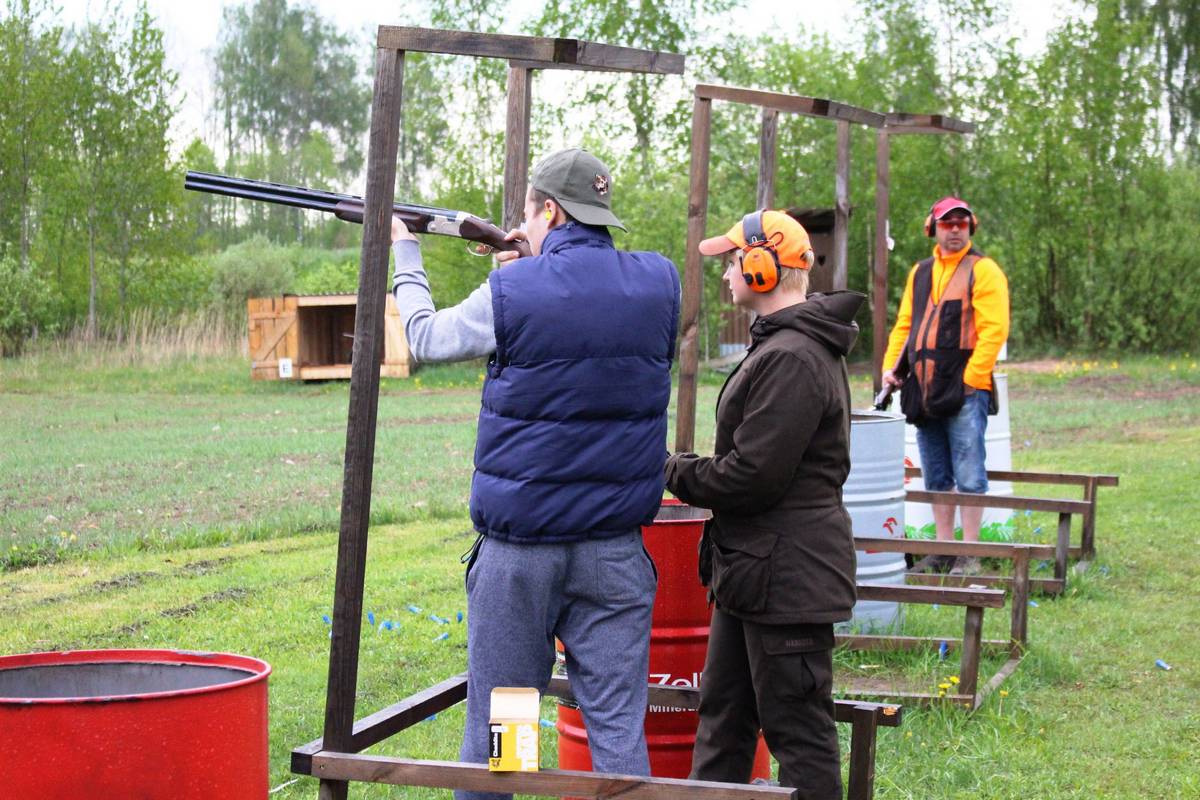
[425,211,468,237]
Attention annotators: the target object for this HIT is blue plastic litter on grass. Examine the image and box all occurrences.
[367,611,376,626]
[407,604,422,614]
[1028,600,1039,608]
[539,719,555,729]
[932,604,939,611]
[1155,659,1172,671]
[1100,566,1110,575]
[433,632,450,642]
[382,621,394,631]
[424,714,438,722]
[938,641,948,661]
[322,614,331,625]
[1033,526,1042,534]
[430,614,449,624]
[456,611,464,623]
[1024,509,1033,517]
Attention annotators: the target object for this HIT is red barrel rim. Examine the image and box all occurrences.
[0,649,271,705]
[653,497,710,526]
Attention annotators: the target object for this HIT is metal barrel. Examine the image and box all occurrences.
[842,411,908,634]
[0,649,270,799]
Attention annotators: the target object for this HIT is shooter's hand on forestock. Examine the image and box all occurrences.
[494,228,529,265]
[391,215,417,244]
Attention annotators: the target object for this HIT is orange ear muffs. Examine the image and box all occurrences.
[740,210,780,293]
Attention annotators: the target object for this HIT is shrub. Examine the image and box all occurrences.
[294,258,360,294]
[0,250,55,357]
[206,235,296,318]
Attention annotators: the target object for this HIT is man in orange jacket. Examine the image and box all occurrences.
[881,197,1009,574]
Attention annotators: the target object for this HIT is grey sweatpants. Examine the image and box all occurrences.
[457,531,657,800]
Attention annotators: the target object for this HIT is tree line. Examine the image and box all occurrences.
[0,0,1196,356]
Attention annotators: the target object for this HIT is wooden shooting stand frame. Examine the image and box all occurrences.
[675,85,885,451]
[288,26,851,800]
[869,112,975,392]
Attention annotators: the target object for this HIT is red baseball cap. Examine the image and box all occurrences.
[930,196,973,220]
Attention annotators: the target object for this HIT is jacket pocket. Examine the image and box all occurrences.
[926,356,966,418]
[936,300,963,349]
[710,526,779,615]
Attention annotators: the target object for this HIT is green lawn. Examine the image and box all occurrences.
[1,351,1198,798]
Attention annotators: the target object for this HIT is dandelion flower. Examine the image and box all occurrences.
[938,682,951,690]
[949,676,960,684]
[1000,690,1009,697]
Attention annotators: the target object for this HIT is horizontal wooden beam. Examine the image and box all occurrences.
[837,634,1010,653]
[510,42,684,74]
[694,84,885,127]
[857,581,1006,608]
[905,572,1065,595]
[546,675,902,726]
[839,688,973,706]
[309,753,795,798]
[883,112,975,133]
[905,490,1091,515]
[905,466,1118,487]
[855,536,1030,558]
[292,673,468,773]
[377,27,683,75]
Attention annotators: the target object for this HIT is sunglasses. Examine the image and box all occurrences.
[936,218,971,231]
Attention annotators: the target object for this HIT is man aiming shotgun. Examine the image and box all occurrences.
[391,148,679,800]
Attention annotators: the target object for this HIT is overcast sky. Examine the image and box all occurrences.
[56,0,1080,151]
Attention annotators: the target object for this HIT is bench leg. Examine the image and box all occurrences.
[847,705,879,800]
[1081,477,1098,560]
[1055,512,1071,584]
[1010,548,1029,655]
[959,606,984,708]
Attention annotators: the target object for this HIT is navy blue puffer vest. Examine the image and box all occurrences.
[470,222,680,543]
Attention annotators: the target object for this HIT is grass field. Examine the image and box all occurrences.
[2,349,1198,798]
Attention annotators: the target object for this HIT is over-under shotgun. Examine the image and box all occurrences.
[184,171,530,257]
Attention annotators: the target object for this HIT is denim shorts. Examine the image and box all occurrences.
[915,389,990,493]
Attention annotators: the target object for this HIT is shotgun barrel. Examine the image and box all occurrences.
[183,171,529,257]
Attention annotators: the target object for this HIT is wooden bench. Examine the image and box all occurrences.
[837,582,1015,711]
[855,536,1033,649]
[905,489,1091,593]
[907,467,1119,563]
[293,673,903,800]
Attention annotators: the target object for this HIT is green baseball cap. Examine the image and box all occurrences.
[530,148,626,231]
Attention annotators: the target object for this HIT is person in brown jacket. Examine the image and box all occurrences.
[665,209,862,800]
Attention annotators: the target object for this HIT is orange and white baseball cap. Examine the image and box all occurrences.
[698,210,815,269]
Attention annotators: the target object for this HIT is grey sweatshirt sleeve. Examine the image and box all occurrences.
[390,239,497,363]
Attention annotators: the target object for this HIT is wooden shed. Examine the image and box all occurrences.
[246,294,412,380]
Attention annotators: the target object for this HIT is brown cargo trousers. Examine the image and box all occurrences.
[690,608,842,800]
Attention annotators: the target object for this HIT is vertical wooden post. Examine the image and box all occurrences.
[675,95,712,454]
[872,129,890,393]
[959,605,984,709]
[1081,477,1098,559]
[503,65,533,233]
[756,108,778,210]
[1010,547,1030,655]
[846,705,879,800]
[318,45,405,800]
[1054,511,1071,583]
[832,119,851,290]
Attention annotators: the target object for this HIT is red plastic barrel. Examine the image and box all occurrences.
[0,649,270,799]
[557,499,770,780]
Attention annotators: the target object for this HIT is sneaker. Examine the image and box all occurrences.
[949,556,983,577]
